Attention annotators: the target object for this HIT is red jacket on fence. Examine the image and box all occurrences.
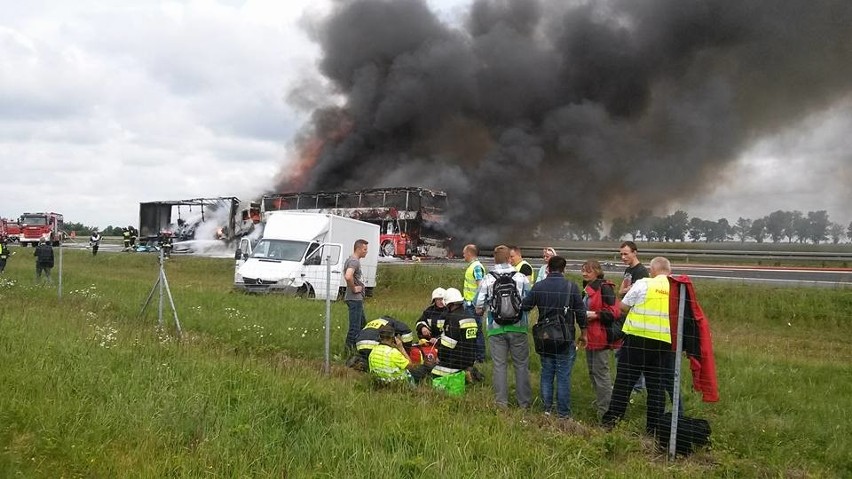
[668,275,720,402]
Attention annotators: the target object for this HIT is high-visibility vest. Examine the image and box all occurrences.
[515,259,534,284]
[622,275,671,343]
[463,260,484,302]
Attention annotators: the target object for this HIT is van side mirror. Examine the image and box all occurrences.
[234,248,242,260]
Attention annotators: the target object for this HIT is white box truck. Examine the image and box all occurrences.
[234,212,379,299]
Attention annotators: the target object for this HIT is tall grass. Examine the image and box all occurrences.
[0,249,849,477]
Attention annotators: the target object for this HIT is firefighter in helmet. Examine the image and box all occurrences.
[347,316,413,372]
[158,230,174,258]
[122,227,131,251]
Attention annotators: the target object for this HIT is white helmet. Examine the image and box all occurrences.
[431,287,446,301]
[443,287,464,304]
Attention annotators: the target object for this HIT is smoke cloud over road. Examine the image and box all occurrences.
[278,0,852,242]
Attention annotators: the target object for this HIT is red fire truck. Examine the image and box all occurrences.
[0,218,22,242]
[19,212,65,246]
[261,188,450,258]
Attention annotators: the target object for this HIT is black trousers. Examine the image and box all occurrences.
[603,335,673,434]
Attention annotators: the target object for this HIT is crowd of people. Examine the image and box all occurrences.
[344,239,702,434]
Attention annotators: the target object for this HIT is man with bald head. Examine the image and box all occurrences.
[603,257,674,436]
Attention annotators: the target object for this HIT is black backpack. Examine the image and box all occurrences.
[489,272,522,325]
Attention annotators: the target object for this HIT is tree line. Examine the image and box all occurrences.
[535,209,851,244]
[65,210,851,244]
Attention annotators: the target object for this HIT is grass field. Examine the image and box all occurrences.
[1,249,850,477]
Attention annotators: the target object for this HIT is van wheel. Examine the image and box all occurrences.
[296,284,315,299]
[380,240,395,257]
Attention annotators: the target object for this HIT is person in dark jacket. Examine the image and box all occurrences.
[89,230,101,256]
[347,316,413,372]
[521,256,587,418]
[433,288,481,382]
[34,237,55,284]
[414,287,447,340]
[0,236,11,273]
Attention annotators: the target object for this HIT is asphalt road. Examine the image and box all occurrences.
[389,257,852,288]
[55,241,852,287]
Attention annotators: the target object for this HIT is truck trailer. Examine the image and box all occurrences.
[261,187,450,258]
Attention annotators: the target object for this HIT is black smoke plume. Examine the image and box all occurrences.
[279,0,852,243]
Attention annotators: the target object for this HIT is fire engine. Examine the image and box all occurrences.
[261,188,450,258]
[19,212,65,246]
[0,218,22,242]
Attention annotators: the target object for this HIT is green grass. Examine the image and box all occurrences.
[0,249,850,477]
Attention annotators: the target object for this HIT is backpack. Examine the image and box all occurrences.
[489,271,522,325]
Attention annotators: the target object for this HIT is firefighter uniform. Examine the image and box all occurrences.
[432,306,479,379]
[353,316,413,364]
[122,229,131,250]
[0,239,9,273]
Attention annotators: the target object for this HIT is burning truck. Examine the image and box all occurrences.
[137,188,452,259]
[260,187,451,258]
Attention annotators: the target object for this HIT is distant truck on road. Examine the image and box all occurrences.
[0,218,22,242]
[234,212,379,299]
[18,212,64,246]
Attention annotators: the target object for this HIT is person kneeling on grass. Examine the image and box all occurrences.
[347,316,413,372]
[369,324,430,384]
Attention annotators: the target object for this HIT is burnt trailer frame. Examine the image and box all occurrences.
[261,187,450,257]
[139,197,239,240]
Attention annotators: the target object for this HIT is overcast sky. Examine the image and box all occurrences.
[2,0,850,230]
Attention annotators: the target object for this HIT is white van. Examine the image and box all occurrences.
[234,212,379,299]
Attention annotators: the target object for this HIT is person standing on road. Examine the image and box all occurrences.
[509,245,535,284]
[618,240,649,393]
[89,229,101,256]
[476,245,532,410]
[122,228,131,251]
[344,239,369,352]
[34,237,54,284]
[462,244,487,362]
[603,257,674,436]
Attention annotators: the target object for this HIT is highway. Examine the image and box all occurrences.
[55,240,852,288]
[386,257,852,288]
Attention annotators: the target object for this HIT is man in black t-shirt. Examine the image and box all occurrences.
[618,241,649,297]
[617,240,649,393]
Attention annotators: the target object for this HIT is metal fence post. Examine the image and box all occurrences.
[324,254,331,375]
[668,283,687,460]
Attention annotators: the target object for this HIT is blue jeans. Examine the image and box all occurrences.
[540,343,576,418]
[464,303,486,361]
[345,300,366,349]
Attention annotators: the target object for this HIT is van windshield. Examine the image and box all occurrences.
[251,239,309,261]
